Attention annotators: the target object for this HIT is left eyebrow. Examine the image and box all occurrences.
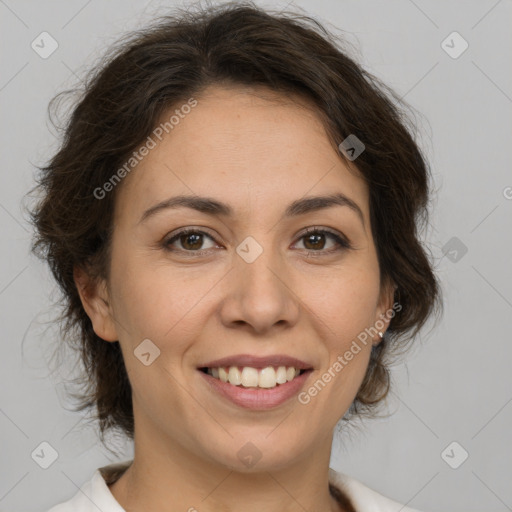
[138,192,365,227]
[283,193,365,227]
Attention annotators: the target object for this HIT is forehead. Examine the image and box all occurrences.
[114,85,369,226]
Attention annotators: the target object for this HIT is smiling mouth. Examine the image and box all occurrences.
[199,366,310,389]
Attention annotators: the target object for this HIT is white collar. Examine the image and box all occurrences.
[328,468,423,512]
[57,459,422,512]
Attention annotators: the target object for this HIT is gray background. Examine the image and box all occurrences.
[1,1,511,511]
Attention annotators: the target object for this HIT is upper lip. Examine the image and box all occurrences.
[199,354,313,370]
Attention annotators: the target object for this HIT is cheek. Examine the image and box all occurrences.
[109,239,198,339]
[304,263,381,341]
[108,250,224,389]
[300,262,380,403]
[108,256,206,426]
[299,275,377,422]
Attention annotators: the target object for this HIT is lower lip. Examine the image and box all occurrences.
[198,369,313,410]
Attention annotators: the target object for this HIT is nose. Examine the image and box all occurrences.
[219,239,300,335]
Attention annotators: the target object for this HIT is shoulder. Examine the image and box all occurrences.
[45,460,132,512]
[328,468,425,512]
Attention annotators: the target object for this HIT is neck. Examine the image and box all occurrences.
[108,425,347,512]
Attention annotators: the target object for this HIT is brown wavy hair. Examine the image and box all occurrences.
[28,1,442,445]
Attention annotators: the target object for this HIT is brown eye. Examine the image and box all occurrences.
[179,232,203,250]
[294,228,351,254]
[164,229,217,253]
[303,232,327,250]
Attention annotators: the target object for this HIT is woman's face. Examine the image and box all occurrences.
[79,85,394,471]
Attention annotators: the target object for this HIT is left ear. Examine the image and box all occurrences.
[373,278,397,346]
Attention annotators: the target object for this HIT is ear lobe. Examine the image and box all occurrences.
[373,279,397,345]
[73,265,118,342]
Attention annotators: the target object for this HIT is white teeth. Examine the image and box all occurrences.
[276,366,287,384]
[228,366,242,385]
[259,367,276,388]
[286,367,296,382]
[241,367,259,387]
[219,367,228,383]
[206,365,304,388]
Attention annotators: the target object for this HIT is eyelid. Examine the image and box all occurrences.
[165,226,218,241]
[163,227,220,251]
[297,226,350,243]
[294,226,352,251]
[163,225,352,255]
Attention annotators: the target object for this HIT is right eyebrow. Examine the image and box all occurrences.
[138,192,365,228]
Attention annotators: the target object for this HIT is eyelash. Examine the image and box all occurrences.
[162,226,352,257]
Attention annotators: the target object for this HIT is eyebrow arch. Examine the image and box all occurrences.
[138,192,365,227]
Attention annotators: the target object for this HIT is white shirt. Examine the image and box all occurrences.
[45,460,423,512]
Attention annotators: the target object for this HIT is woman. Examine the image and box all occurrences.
[30,2,441,511]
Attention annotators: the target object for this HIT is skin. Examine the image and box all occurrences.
[75,84,394,512]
